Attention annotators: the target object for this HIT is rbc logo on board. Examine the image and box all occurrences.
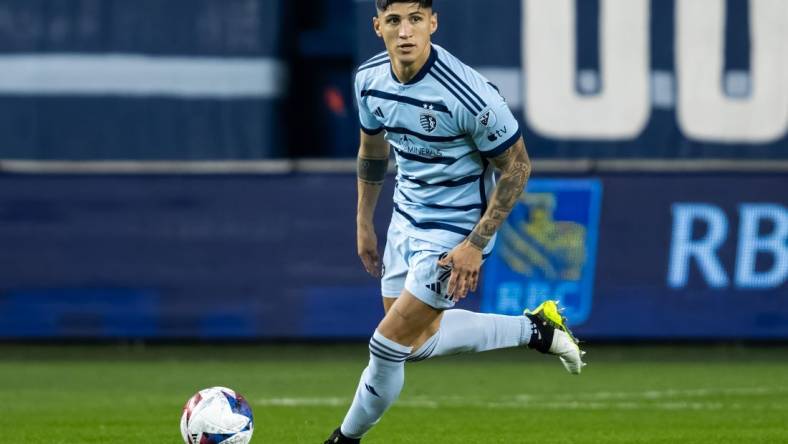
[481,179,602,326]
[668,203,788,289]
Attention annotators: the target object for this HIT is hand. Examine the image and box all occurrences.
[357,221,381,278]
[437,240,483,301]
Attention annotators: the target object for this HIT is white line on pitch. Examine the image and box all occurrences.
[254,387,788,410]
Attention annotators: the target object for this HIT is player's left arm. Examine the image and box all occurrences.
[438,72,532,300]
[470,136,531,250]
[439,137,531,299]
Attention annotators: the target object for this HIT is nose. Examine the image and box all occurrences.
[398,21,412,39]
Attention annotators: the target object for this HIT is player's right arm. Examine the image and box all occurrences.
[357,130,389,278]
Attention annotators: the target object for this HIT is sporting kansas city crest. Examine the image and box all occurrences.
[481,179,602,326]
[419,112,437,133]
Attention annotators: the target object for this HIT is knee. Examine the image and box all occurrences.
[377,305,442,348]
[368,330,411,365]
[376,307,418,346]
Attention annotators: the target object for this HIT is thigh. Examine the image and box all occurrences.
[382,297,397,313]
[377,290,442,347]
[382,296,441,351]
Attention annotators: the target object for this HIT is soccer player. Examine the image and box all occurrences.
[325,1,585,442]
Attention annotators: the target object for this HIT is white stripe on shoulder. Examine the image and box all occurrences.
[358,51,390,71]
[368,50,389,62]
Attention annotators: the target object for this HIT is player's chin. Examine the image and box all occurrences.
[395,47,420,61]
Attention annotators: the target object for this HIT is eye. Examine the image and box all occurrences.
[387,17,399,25]
[411,16,422,23]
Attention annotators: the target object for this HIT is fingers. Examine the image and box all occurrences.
[370,252,380,278]
[442,245,482,300]
[454,273,468,300]
[446,272,465,299]
[469,270,479,293]
[448,269,477,301]
[360,250,381,278]
[446,271,457,297]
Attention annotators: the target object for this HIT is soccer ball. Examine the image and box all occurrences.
[180,386,254,444]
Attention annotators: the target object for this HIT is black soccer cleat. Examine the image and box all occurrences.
[324,428,361,444]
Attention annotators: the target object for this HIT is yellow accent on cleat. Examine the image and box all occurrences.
[524,300,578,344]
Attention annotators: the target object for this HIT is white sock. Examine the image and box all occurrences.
[409,309,530,361]
[340,330,413,438]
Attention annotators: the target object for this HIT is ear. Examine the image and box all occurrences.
[373,16,383,38]
[430,11,438,35]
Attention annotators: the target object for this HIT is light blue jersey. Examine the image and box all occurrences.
[355,44,521,254]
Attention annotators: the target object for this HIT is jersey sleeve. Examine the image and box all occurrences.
[461,82,521,158]
[354,73,384,135]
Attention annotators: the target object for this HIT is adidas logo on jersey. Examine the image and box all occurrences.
[426,281,443,295]
[426,268,452,295]
[373,107,385,119]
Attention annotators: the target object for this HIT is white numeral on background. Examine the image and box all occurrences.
[524,0,651,140]
[676,0,788,143]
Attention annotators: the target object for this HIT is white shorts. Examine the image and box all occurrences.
[381,223,456,310]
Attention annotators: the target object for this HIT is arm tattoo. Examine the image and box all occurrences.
[468,139,531,246]
[467,231,488,251]
[357,156,388,185]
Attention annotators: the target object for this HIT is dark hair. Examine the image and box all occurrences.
[375,0,433,12]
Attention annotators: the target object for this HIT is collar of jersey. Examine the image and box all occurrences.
[389,44,437,86]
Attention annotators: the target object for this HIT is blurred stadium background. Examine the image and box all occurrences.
[1,0,786,442]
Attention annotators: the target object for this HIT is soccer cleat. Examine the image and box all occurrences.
[324,428,361,444]
[524,300,586,375]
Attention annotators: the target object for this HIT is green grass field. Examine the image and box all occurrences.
[2,344,788,443]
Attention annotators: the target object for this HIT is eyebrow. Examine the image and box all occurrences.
[384,9,425,18]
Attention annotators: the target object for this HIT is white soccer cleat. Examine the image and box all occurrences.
[525,300,586,375]
[551,329,585,375]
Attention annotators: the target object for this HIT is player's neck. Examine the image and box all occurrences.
[390,45,432,84]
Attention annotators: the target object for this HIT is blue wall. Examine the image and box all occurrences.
[585,174,787,339]
[0,0,288,160]
[0,173,383,338]
[1,173,786,339]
